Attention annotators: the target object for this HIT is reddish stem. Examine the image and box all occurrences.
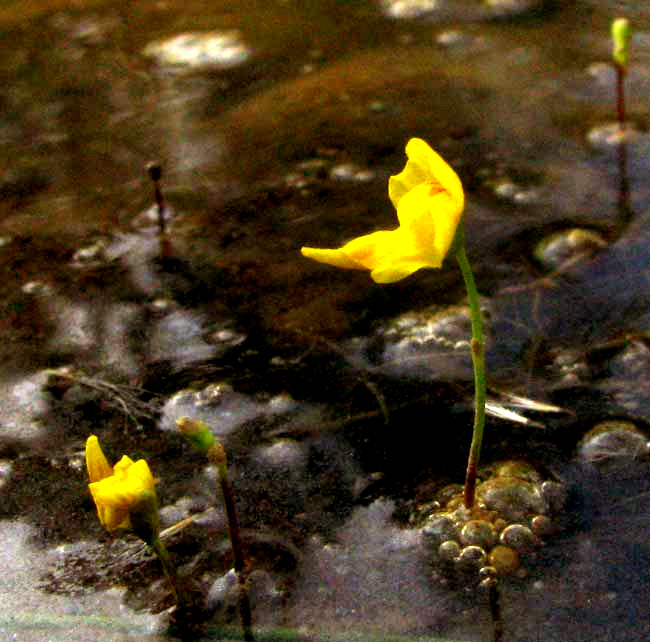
[616,63,626,130]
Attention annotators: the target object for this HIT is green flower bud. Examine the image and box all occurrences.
[612,18,632,68]
[176,416,216,453]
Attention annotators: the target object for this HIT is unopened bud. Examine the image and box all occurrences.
[611,18,632,68]
[177,416,216,453]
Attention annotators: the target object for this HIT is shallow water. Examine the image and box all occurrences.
[1,1,650,640]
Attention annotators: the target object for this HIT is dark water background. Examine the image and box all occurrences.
[1,1,650,641]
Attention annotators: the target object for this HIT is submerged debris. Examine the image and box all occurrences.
[43,367,160,426]
[143,31,252,69]
[578,420,650,473]
[534,228,607,271]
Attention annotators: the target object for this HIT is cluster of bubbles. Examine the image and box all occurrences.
[417,461,566,590]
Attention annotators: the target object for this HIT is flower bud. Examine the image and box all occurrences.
[176,416,216,453]
[612,18,631,68]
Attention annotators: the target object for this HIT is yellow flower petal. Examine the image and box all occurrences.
[301,246,364,270]
[85,435,113,483]
[370,258,438,283]
[396,183,462,266]
[339,230,402,271]
[389,138,464,213]
[91,459,155,510]
[333,229,431,283]
[112,454,136,477]
[126,459,156,493]
[88,479,131,531]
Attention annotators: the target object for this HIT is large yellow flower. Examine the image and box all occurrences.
[301,138,464,283]
[85,435,157,533]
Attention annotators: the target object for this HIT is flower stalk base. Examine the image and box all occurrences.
[150,537,180,603]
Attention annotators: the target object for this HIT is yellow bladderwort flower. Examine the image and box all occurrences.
[301,138,464,283]
[85,437,184,609]
[301,138,487,509]
[85,435,158,536]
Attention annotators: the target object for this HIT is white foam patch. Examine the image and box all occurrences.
[0,521,160,641]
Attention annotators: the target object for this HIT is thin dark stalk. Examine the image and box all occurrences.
[488,580,504,642]
[209,443,255,642]
[616,63,626,131]
[614,49,633,236]
[146,162,171,260]
[616,138,634,234]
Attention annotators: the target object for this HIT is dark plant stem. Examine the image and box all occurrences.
[209,442,255,642]
[488,580,504,642]
[146,162,171,260]
[613,59,634,237]
[616,63,626,131]
[616,138,633,234]
[455,228,487,509]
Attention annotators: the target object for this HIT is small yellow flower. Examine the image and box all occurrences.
[85,435,157,533]
[301,138,464,283]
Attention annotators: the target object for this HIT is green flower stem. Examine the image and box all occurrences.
[149,537,180,603]
[208,443,255,642]
[130,493,185,605]
[454,228,487,509]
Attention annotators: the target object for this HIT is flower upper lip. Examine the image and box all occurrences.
[388,138,464,214]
